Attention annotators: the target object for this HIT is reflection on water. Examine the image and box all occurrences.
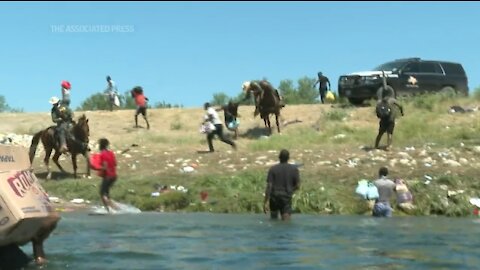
[22,213,480,270]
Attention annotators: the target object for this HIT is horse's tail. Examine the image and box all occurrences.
[29,130,43,163]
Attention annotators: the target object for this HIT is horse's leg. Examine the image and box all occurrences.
[84,151,91,178]
[52,151,66,174]
[266,115,272,135]
[44,147,53,180]
[263,117,268,135]
[71,154,78,179]
[269,116,273,135]
[276,113,281,133]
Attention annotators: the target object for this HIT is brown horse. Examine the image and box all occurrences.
[245,81,282,134]
[29,114,91,180]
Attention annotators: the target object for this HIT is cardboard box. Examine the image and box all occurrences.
[0,145,59,247]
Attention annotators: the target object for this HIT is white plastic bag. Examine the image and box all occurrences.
[113,95,120,107]
[355,180,379,200]
[199,122,216,134]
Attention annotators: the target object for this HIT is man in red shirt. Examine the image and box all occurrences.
[131,86,150,129]
[97,138,118,213]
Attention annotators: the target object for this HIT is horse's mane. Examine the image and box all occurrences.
[72,114,89,142]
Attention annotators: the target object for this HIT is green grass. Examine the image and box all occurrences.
[324,109,349,121]
[144,134,199,145]
[248,128,321,151]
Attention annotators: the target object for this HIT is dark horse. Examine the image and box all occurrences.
[29,114,91,180]
[246,81,282,134]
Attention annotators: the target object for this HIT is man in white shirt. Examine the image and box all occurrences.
[104,76,119,111]
[203,102,236,152]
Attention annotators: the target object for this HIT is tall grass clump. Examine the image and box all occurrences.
[324,109,349,121]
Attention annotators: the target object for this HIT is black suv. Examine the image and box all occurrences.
[338,58,469,104]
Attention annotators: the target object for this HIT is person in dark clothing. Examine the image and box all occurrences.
[0,244,31,269]
[374,96,404,151]
[203,102,236,152]
[313,72,331,104]
[221,101,240,139]
[50,96,74,153]
[263,149,301,221]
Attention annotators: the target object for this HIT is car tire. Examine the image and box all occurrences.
[348,98,364,105]
[440,86,456,96]
[376,85,396,100]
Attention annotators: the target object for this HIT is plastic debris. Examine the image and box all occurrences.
[181,166,195,173]
[70,198,85,204]
[469,198,480,208]
[49,197,60,203]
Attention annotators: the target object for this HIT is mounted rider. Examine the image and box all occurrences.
[49,96,74,153]
[242,80,284,116]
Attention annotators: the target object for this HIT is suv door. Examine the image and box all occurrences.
[397,62,422,95]
[418,62,445,92]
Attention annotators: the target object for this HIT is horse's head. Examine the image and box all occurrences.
[73,114,90,143]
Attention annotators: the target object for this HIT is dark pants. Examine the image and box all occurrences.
[319,87,327,104]
[55,122,71,148]
[375,118,395,149]
[0,244,30,269]
[269,193,292,219]
[372,201,392,217]
[379,118,395,135]
[136,106,147,117]
[100,177,117,198]
[135,106,150,129]
[207,124,236,152]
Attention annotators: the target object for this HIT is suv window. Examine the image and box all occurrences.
[374,61,408,71]
[402,62,419,73]
[419,62,441,74]
[433,63,444,74]
[441,63,466,75]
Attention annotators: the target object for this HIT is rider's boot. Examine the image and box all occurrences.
[58,130,69,153]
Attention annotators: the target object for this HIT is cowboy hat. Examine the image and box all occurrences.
[49,96,60,104]
[242,81,251,92]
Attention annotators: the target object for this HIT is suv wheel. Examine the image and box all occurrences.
[348,98,364,105]
[440,86,456,96]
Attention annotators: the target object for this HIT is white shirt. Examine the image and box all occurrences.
[206,107,222,125]
[105,81,118,96]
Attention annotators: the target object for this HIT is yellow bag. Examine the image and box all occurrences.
[326,91,335,102]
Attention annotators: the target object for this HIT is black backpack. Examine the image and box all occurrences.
[376,100,391,119]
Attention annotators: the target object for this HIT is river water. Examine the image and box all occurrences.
[21,212,480,270]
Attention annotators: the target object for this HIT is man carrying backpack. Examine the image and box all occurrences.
[374,95,404,151]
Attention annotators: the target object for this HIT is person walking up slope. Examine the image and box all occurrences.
[203,102,236,152]
[131,86,150,129]
[374,95,404,151]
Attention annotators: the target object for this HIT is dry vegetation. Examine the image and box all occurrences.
[2,94,480,216]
